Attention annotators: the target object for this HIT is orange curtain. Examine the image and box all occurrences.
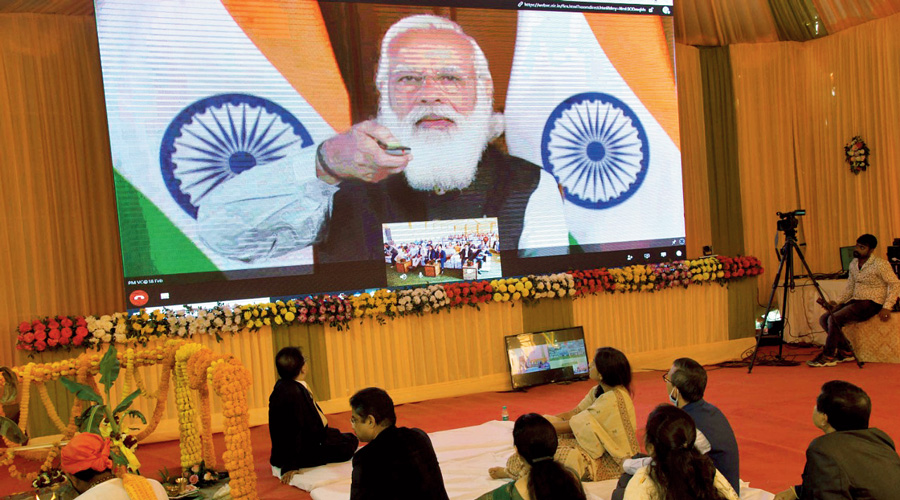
[0,14,125,367]
[730,41,804,299]
[811,0,900,34]
[674,0,780,46]
[675,43,713,259]
[793,13,900,273]
[731,12,900,300]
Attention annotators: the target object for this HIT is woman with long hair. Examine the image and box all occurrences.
[624,404,738,500]
[492,347,639,482]
[478,413,585,500]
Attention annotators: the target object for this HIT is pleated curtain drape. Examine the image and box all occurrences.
[0,14,125,366]
[731,12,900,299]
[675,43,713,260]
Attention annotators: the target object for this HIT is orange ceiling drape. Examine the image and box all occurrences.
[0,14,125,366]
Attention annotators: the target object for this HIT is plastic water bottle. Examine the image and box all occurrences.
[501,406,509,421]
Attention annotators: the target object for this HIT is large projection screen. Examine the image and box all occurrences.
[94,0,684,308]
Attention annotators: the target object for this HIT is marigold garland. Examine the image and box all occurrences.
[210,358,255,500]
[187,349,218,468]
[36,383,68,433]
[12,256,764,354]
[175,343,204,468]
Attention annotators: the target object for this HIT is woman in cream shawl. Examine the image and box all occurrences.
[491,347,639,481]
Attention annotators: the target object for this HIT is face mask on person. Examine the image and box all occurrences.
[668,387,679,406]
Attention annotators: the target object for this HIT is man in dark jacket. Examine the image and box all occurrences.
[349,387,448,500]
[269,347,358,485]
[774,380,900,500]
[613,357,741,499]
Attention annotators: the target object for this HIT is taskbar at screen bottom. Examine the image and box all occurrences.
[122,241,687,309]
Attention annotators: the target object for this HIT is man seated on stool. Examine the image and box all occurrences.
[774,380,900,499]
[809,234,900,367]
[349,387,448,500]
[611,358,740,499]
[270,347,358,485]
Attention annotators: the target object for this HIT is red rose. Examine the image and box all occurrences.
[48,320,60,330]
[76,317,87,327]
[24,333,35,343]
[34,322,47,332]
[59,336,70,346]
[35,331,47,342]
[18,322,32,333]
[48,338,59,347]
[61,318,73,328]
[34,340,47,351]
[75,326,88,337]
[49,329,61,340]
[61,327,73,339]
[73,336,84,347]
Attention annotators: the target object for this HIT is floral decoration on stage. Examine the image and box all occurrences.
[844,135,870,174]
[13,256,764,353]
[3,340,258,499]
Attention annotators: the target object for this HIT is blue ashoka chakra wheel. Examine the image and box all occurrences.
[160,93,313,218]
[541,92,649,209]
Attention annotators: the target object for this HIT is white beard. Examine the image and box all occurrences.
[378,100,495,192]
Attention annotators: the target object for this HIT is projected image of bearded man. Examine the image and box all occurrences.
[198,15,567,263]
[310,15,567,262]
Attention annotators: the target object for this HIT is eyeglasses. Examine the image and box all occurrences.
[662,373,671,384]
[391,71,471,95]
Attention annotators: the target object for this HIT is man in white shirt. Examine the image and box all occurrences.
[809,234,900,367]
[196,14,567,264]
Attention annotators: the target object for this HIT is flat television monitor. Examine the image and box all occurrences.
[840,246,855,273]
[93,0,684,308]
[505,327,590,390]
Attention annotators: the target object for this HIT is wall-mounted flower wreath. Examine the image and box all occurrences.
[844,136,870,174]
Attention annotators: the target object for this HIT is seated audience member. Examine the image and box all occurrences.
[61,432,168,499]
[774,380,900,500]
[624,405,738,500]
[270,347,358,484]
[612,358,740,499]
[809,234,900,367]
[492,347,639,481]
[349,387,448,500]
[478,413,585,500]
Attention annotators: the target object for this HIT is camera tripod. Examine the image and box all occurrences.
[748,219,862,373]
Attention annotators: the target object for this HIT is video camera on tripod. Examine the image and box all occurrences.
[776,210,805,236]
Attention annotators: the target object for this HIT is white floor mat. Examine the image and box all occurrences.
[283,420,773,500]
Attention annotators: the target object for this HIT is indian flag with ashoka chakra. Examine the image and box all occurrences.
[96,0,348,275]
[504,10,685,248]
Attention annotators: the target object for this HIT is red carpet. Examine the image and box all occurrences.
[4,345,899,499]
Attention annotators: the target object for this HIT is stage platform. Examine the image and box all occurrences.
[3,345,899,499]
